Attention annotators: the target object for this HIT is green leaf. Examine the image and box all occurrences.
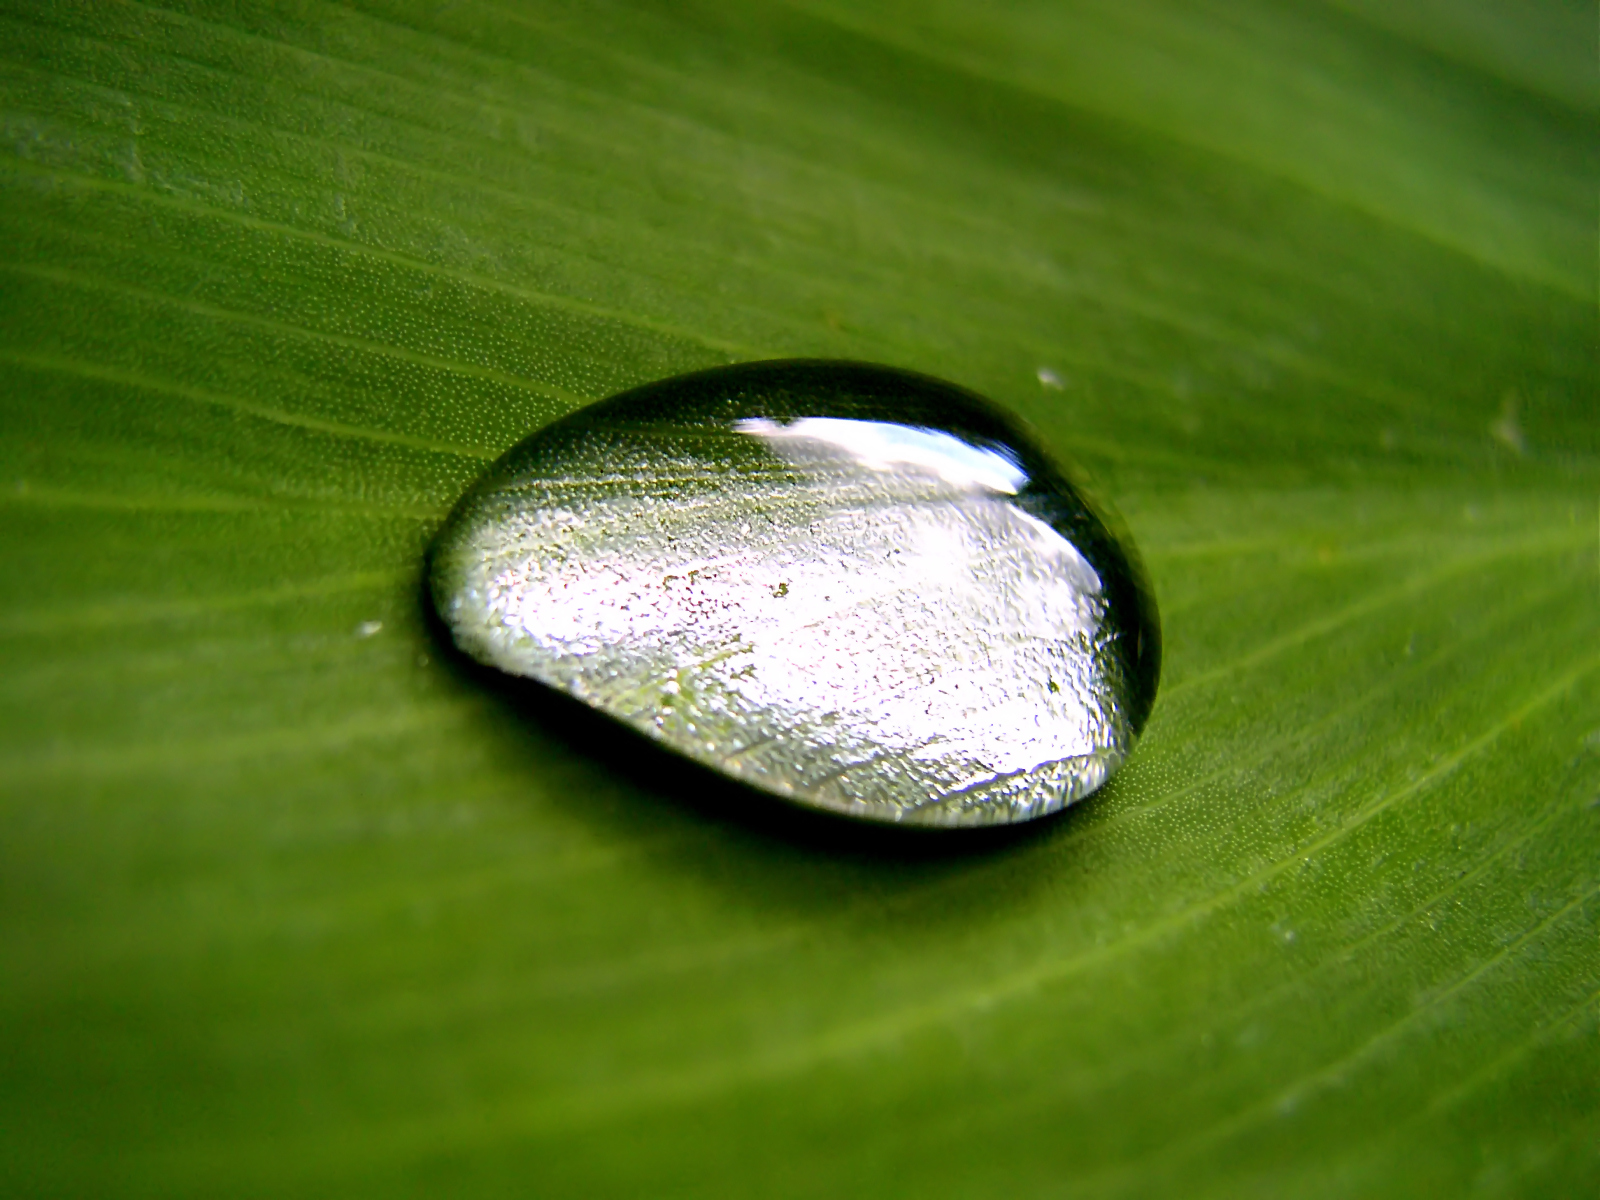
[2,1,1594,1195]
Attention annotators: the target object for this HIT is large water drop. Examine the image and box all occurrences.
[430,361,1159,827]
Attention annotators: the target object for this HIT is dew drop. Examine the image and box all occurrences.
[430,361,1159,827]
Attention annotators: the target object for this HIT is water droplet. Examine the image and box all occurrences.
[430,361,1159,827]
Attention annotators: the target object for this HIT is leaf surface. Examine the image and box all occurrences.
[2,2,1596,1195]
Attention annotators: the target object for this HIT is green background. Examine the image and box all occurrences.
[2,1,1595,1195]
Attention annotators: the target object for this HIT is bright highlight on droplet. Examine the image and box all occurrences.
[733,417,1029,494]
[430,360,1159,828]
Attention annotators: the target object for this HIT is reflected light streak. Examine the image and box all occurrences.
[735,417,1029,494]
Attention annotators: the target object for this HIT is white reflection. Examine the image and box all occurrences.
[735,417,1028,494]
[451,414,1124,825]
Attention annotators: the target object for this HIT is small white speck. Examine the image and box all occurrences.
[1490,393,1526,455]
[355,620,383,638]
[1036,366,1064,390]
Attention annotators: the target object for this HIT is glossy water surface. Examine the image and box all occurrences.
[430,361,1159,827]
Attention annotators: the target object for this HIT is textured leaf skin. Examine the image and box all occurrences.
[0,2,1595,1197]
